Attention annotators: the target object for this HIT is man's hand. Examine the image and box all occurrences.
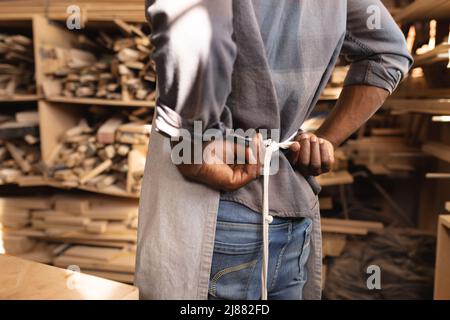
[287,133,335,176]
[175,134,263,192]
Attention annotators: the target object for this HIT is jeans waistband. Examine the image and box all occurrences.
[217,200,304,225]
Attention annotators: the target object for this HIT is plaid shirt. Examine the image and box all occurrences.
[146,0,412,217]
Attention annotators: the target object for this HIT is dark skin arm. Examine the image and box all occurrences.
[175,85,390,190]
[288,85,390,176]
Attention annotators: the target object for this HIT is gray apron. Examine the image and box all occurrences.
[134,126,323,300]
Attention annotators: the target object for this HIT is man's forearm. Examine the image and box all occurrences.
[315,85,390,147]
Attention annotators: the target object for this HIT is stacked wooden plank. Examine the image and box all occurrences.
[321,218,384,258]
[344,136,425,175]
[0,111,42,185]
[0,33,35,98]
[0,1,147,22]
[321,218,384,236]
[1,194,139,283]
[42,19,156,103]
[46,108,150,196]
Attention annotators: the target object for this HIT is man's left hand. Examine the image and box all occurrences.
[287,133,335,176]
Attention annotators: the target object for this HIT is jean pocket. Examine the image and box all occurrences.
[209,258,259,299]
[209,221,262,299]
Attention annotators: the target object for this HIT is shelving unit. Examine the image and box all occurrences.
[0,14,155,198]
[0,94,41,102]
[0,12,152,283]
[46,96,155,108]
[381,2,450,238]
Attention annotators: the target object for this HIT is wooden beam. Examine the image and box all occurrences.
[422,142,450,163]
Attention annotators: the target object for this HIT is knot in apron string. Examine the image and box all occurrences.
[260,132,297,300]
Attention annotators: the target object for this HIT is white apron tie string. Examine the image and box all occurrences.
[260,132,298,300]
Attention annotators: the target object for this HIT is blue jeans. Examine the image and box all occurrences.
[208,200,312,300]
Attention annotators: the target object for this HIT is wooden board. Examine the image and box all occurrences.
[53,249,135,273]
[385,99,450,115]
[321,225,368,236]
[316,170,354,187]
[322,234,346,257]
[322,218,384,233]
[0,254,138,299]
[422,142,450,163]
[47,96,155,108]
[53,195,91,215]
[434,215,450,300]
[394,0,450,23]
[0,197,52,210]
[319,197,333,210]
[63,245,123,262]
[38,100,80,164]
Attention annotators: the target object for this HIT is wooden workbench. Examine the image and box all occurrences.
[0,254,139,299]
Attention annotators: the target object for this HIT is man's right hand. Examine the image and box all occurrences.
[175,134,264,192]
[287,133,335,176]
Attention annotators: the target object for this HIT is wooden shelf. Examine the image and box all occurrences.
[422,142,450,163]
[319,87,342,101]
[0,1,147,23]
[394,0,450,23]
[1,177,140,199]
[393,88,450,99]
[414,44,450,68]
[385,98,450,115]
[46,180,139,199]
[47,96,155,109]
[0,94,40,103]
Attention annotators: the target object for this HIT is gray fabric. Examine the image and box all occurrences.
[135,123,220,299]
[136,0,412,300]
[147,0,412,217]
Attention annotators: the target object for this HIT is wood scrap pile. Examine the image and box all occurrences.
[1,194,138,283]
[0,33,35,97]
[344,136,426,175]
[0,111,42,185]
[323,228,435,300]
[321,217,384,290]
[46,108,150,196]
[42,19,156,103]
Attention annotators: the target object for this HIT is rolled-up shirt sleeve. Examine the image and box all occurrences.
[342,0,413,94]
[146,0,236,138]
